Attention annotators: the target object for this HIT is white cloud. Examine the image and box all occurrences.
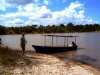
[43,0,49,5]
[6,18,24,24]
[68,1,83,10]
[0,1,97,26]
[6,0,33,5]
[22,3,41,12]
[0,0,11,11]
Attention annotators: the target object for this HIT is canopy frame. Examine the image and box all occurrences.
[43,34,79,47]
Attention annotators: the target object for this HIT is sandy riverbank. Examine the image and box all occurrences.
[0,46,99,75]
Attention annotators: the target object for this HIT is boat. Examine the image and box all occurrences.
[32,34,78,54]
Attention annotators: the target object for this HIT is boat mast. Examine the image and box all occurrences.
[42,25,46,46]
[64,37,66,47]
[51,36,53,47]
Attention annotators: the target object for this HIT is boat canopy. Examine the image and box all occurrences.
[42,34,79,47]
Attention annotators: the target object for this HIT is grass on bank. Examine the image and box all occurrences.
[0,46,35,67]
[0,46,21,66]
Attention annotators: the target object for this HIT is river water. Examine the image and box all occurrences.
[0,32,100,68]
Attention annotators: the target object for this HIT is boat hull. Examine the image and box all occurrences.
[32,45,77,54]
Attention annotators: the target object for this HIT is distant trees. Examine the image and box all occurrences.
[66,23,74,32]
[0,25,6,34]
[0,23,100,35]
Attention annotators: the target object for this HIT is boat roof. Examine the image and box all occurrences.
[43,34,79,37]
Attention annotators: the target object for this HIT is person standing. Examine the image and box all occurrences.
[20,34,27,55]
[0,38,1,45]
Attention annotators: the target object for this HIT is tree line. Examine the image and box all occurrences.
[0,23,100,35]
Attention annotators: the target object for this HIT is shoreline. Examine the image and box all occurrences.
[0,46,99,75]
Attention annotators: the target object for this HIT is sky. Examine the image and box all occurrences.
[0,0,100,27]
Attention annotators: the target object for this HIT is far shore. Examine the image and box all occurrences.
[0,31,100,35]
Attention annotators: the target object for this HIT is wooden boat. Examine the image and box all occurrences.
[32,34,78,54]
[32,45,77,54]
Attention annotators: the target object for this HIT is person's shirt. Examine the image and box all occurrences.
[0,38,1,44]
[21,36,26,46]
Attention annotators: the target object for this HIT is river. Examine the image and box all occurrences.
[0,32,100,68]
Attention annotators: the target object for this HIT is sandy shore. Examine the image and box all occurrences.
[0,47,99,75]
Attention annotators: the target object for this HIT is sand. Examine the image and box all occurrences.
[12,53,100,75]
[0,47,99,75]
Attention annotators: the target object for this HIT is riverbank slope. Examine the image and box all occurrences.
[0,46,99,75]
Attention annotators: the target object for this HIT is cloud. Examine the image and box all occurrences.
[0,1,97,26]
[0,0,11,11]
[43,0,49,5]
[6,0,33,5]
[5,18,24,25]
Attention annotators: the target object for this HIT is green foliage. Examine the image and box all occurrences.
[0,23,100,34]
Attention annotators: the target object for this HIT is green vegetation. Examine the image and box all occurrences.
[0,23,100,34]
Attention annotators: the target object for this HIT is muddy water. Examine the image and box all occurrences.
[0,32,100,68]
